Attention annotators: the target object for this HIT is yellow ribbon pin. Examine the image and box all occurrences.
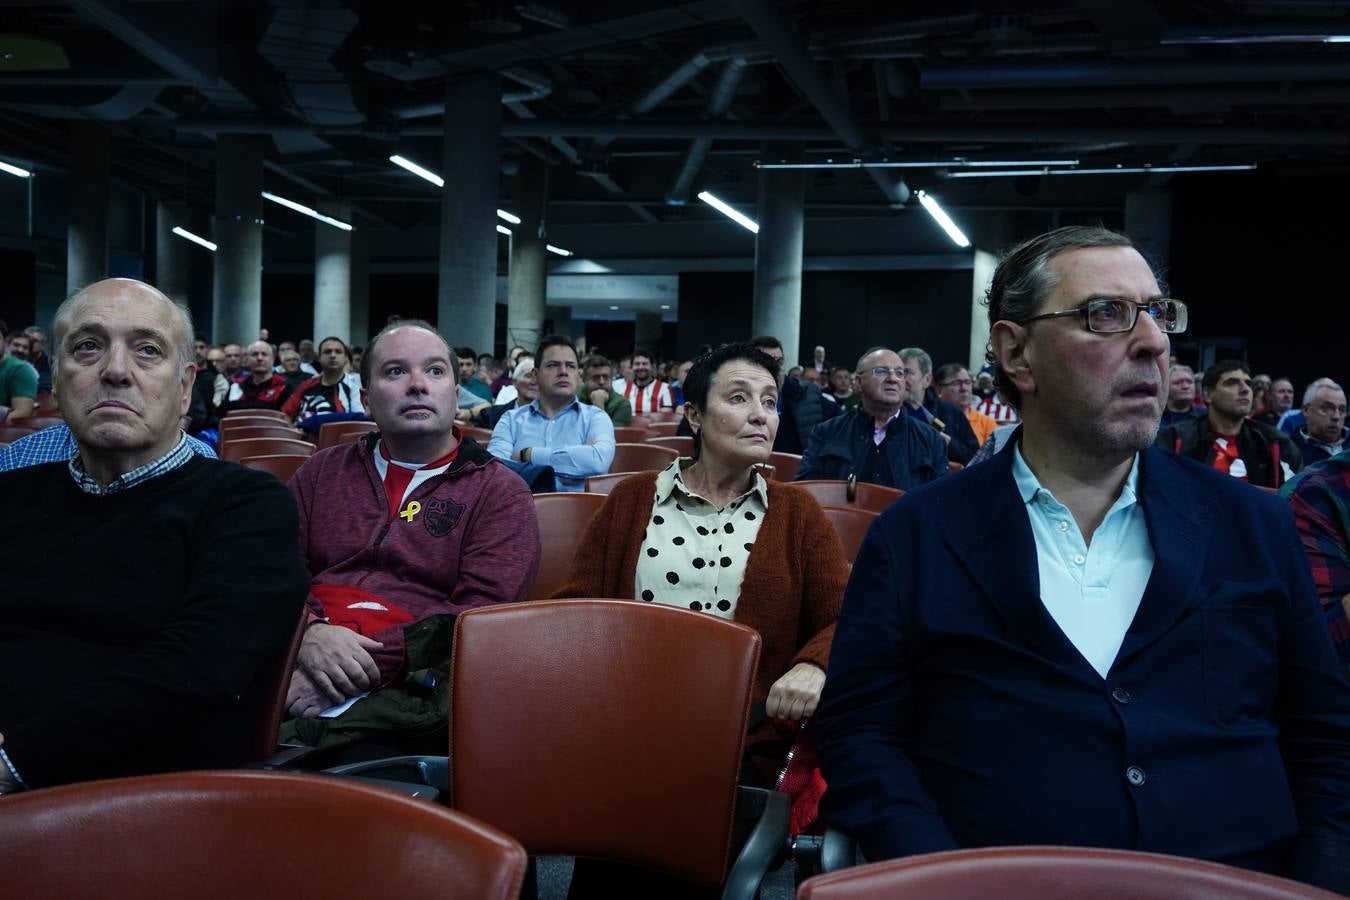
[400,500,422,523]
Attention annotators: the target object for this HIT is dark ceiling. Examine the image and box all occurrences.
[2,0,1349,259]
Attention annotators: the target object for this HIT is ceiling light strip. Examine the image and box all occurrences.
[172,226,217,252]
[697,190,759,234]
[261,191,353,231]
[916,190,970,248]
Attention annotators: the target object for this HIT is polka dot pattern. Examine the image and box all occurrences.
[634,460,772,623]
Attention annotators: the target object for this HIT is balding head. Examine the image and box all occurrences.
[245,340,275,378]
[54,278,194,373]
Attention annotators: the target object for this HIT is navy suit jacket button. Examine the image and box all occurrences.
[1126,766,1147,787]
[1112,687,1132,704]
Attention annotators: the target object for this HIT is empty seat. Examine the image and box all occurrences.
[647,435,694,456]
[460,426,494,444]
[0,770,528,900]
[585,472,644,496]
[821,505,878,564]
[240,454,310,483]
[219,437,315,463]
[609,442,678,474]
[792,480,904,514]
[646,421,680,436]
[767,452,802,482]
[853,481,904,514]
[613,426,652,443]
[224,408,289,421]
[221,425,301,443]
[317,420,377,449]
[796,846,1339,900]
[219,415,294,433]
[529,492,607,602]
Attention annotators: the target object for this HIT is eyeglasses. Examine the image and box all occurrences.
[937,378,972,388]
[1018,298,1188,334]
[863,367,906,381]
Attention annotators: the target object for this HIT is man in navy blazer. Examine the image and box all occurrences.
[816,225,1350,893]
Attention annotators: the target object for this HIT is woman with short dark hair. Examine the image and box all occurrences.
[554,342,849,727]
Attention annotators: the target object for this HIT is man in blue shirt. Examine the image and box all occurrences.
[1,421,216,472]
[488,335,614,492]
[817,225,1350,894]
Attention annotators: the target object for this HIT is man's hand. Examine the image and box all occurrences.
[766,662,827,722]
[284,669,328,719]
[589,389,609,407]
[297,623,383,704]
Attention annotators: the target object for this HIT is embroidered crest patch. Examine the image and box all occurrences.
[422,496,464,537]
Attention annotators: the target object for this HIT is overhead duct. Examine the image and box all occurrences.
[386,67,554,120]
[922,55,1350,90]
[0,82,164,119]
[258,3,363,126]
[665,57,748,204]
[730,0,909,204]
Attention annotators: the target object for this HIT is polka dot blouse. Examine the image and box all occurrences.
[634,458,769,620]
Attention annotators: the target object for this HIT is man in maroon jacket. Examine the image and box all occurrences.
[283,319,541,733]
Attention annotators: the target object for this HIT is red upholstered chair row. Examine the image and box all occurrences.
[0,770,527,900]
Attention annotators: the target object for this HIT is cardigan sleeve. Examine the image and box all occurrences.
[790,490,849,670]
[550,475,654,600]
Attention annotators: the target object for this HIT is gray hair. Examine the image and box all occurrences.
[898,347,933,376]
[511,357,536,380]
[984,225,1157,411]
[1304,379,1344,405]
[51,278,196,374]
[1169,364,1194,378]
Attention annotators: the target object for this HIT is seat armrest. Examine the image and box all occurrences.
[324,754,449,793]
[723,786,789,900]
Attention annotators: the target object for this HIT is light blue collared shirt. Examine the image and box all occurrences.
[1012,445,1155,678]
[487,397,616,491]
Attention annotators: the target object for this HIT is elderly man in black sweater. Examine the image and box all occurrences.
[0,278,308,793]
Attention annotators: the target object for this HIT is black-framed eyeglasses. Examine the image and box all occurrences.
[1018,298,1188,334]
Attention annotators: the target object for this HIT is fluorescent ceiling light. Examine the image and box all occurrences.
[261,191,353,231]
[947,163,1257,178]
[660,304,671,310]
[757,157,1079,170]
[389,154,444,187]
[496,224,512,236]
[697,190,759,234]
[172,226,217,252]
[0,160,32,178]
[609,305,619,310]
[916,190,970,249]
[391,155,523,227]
[546,244,573,257]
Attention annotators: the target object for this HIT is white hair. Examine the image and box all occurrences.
[1305,379,1344,405]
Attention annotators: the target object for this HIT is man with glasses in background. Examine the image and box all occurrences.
[818,225,1350,893]
[796,346,947,489]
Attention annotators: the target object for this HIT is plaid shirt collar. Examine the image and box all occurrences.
[68,433,194,496]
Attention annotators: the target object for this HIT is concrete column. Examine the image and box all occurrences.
[1125,190,1173,275]
[438,75,501,355]
[547,305,575,342]
[212,135,266,345]
[634,311,663,352]
[349,221,370,347]
[506,155,549,353]
[154,200,189,302]
[313,201,352,341]
[969,213,1011,374]
[67,121,110,294]
[751,149,807,361]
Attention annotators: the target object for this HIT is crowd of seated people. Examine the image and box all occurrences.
[5,224,1350,897]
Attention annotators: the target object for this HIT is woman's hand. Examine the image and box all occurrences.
[766,662,826,722]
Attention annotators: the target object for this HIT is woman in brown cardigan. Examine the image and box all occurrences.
[552,342,850,726]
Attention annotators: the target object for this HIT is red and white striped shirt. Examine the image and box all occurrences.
[623,379,673,415]
[975,396,1021,423]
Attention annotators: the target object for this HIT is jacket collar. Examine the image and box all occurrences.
[943,435,1214,680]
[359,427,495,475]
